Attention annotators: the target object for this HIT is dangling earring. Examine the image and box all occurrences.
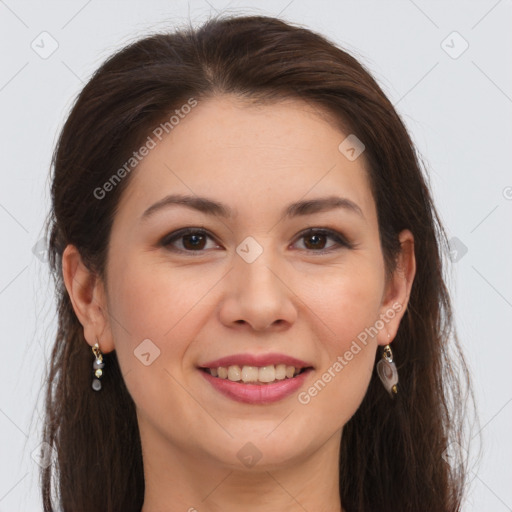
[376,334,398,397]
[91,340,105,391]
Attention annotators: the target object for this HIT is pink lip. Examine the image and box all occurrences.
[199,353,313,369]
[199,367,314,404]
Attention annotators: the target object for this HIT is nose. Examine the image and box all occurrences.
[218,252,298,332]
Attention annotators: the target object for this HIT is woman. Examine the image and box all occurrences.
[40,13,473,512]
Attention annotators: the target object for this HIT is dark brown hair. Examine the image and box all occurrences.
[40,13,474,511]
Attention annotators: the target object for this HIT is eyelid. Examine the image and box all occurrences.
[159,227,219,253]
[293,227,355,251]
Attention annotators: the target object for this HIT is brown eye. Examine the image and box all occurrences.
[303,233,328,250]
[181,233,207,250]
[294,228,352,253]
[161,228,218,253]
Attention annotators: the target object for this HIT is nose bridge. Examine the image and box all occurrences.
[235,238,283,302]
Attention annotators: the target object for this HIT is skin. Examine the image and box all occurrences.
[63,95,416,512]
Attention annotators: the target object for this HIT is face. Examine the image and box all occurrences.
[73,95,414,472]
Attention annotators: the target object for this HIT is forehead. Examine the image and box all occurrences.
[115,94,377,227]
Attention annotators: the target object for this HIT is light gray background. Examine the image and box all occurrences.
[1,0,511,510]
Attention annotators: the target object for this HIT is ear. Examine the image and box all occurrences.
[376,229,416,346]
[61,244,115,353]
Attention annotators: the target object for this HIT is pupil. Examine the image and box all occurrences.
[307,234,325,249]
[184,234,204,250]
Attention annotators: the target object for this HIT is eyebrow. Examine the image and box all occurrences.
[140,193,365,221]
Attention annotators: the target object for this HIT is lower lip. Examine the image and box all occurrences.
[199,368,313,404]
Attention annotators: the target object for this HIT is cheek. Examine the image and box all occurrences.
[298,287,379,432]
[105,256,185,369]
[297,259,383,408]
[108,251,205,332]
[304,258,385,348]
[105,257,214,427]
[106,253,225,372]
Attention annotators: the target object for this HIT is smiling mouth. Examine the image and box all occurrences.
[199,364,312,385]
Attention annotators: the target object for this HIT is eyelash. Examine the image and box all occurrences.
[159,227,354,255]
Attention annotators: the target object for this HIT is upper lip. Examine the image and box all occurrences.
[199,353,313,369]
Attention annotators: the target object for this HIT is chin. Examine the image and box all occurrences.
[204,430,314,471]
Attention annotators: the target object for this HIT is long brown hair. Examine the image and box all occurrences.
[40,13,474,511]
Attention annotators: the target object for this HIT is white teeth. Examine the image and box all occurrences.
[206,364,305,384]
[227,365,241,382]
[275,364,287,380]
[259,365,275,383]
[241,365,259,383]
